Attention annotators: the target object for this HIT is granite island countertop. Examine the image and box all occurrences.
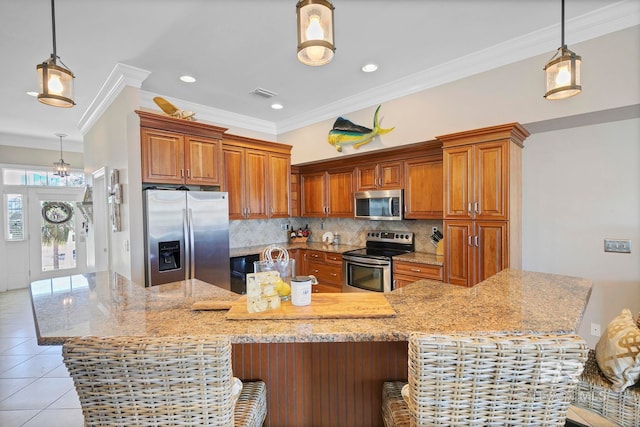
[30,269,591,346]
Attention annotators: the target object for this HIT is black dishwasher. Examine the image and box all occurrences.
[230,254,260,294]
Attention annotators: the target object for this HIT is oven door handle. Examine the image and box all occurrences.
[343,256,390,267]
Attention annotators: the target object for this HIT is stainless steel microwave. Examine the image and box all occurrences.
[354,189,403,220]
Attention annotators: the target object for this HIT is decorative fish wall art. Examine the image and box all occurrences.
[327,105,394,152]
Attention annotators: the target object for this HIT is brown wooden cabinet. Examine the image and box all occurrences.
[439,123,528,286]
[443,141,509,220]
[355,161,403,191]
[222,135,291,220]
[301,169,353,218]
[141,129,222,185]
[303,250,343,292]
[222,145,268,219]
[403,155,443,219]
[393,260,443,288]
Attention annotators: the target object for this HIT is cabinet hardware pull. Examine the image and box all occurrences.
[474,201,479,214]
[468,236,473,246]
[187,169,191,178]
[410,268,421,272]
[330,273,337,277]
[468,202,472,214]
[474,235,479,247]
[181,169,185,178]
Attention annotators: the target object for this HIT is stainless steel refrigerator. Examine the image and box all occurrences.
[143,189,230,289]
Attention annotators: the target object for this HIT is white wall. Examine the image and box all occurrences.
[83,86,143,284]
[523,118,640,347]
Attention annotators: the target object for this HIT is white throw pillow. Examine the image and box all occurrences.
[595,308,640,392]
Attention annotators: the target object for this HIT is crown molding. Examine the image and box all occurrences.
[78,63,151,135]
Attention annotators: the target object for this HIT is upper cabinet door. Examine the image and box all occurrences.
[404,156,443,219]
[327,170,354,217]
[443,145,473,219]
[268,153,291,218]
[301,172,327,217]
[184,136,221,185]
[379,161,404,189]
[355,161,403,191]
[222,145,246,220]
[474,141,508,220]
[244,149,269,220]
[141,129,185,184]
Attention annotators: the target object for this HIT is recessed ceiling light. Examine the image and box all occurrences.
[179,75,196,83]
[26,91,38,97]
[271,103,284,110]
[361,63,378,73]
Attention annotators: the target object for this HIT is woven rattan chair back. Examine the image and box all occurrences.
[404,333,588,427]
[63,335,240,426]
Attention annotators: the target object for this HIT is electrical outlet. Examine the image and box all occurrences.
[590,323,601,337]
[280,224,289,231]
[432,226,438,234]
[604,239,632,253]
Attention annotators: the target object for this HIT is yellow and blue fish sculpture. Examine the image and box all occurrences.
[328,105,394,152]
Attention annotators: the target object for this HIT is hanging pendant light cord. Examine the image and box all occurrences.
[50,0,57,59]
[59,135,64,160]
[560,0,565,48]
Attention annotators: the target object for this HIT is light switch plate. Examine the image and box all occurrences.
[604,239,632,253]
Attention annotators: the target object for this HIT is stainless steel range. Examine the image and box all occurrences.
[342,231,415,293]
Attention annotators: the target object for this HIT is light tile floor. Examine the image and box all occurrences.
[0,287,619,427]
[0,288,83,427]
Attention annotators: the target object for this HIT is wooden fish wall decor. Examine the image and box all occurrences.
[328,105,394,152]
[153,97,196,120]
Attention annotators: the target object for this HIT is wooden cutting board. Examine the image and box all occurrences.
[225,293,396,320]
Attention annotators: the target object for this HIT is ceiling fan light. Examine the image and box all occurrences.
[37,56,75,107]
[544,46,581,100]
[296,0,335,66]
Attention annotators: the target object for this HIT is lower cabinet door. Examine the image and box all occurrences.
[444,220,474,286]
[476,221,508,282]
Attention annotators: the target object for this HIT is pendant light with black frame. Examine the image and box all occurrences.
[544,0,582,100]
[36,0,75,107]
[53,133,71,177]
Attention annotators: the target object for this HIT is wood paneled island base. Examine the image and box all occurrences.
[30,269,591,427]
[232,341,407,427]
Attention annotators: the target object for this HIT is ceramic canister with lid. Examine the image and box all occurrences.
[291,276,312,306]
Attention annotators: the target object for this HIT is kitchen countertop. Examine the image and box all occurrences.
[30,269,591,346]
[393,251,443,266]
[230,242,363,257]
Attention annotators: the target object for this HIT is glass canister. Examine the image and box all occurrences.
[253,259,295,301]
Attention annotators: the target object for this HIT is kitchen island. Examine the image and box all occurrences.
[30,269,591,427]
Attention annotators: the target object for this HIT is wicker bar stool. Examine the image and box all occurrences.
[571,312,640,426]
[382,333,588,427]
[62,335,266,427]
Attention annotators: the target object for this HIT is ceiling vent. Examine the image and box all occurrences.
[250,87,278,98]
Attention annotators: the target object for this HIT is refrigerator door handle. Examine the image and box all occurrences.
[183,208,189,280]
[188,208,195,279]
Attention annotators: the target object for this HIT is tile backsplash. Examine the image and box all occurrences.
[230,218,443,253]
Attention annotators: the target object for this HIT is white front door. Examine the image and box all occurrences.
[28,187,87,281]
